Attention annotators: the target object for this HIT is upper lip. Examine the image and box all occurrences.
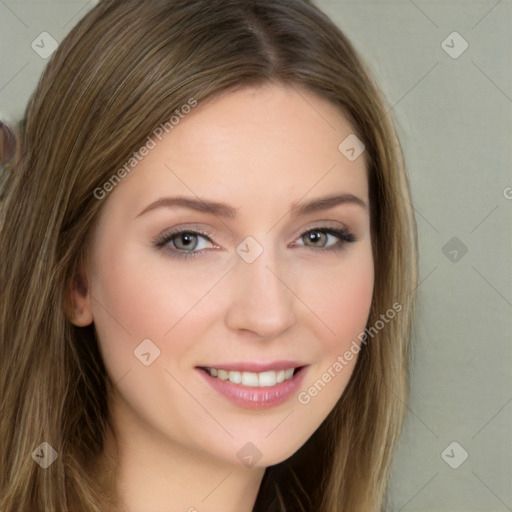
[197,360,306,372]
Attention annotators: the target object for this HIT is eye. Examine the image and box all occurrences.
[170,231,211,251]
[296,228,355,249]
[153,229,217,258]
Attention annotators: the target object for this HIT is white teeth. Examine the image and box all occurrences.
[206,367,296,387]
[228,371,242,384]
[217,369,229,380]
[258,371,277,387]
[284,368,294,379]
[241,372,259,387]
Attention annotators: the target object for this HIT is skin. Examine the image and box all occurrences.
[70,83,374,512]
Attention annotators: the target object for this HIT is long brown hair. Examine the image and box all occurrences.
[0,1,418,510]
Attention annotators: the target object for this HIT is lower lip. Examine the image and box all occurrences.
[197,367,307,410]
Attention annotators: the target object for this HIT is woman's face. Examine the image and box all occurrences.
[77,83,373,468]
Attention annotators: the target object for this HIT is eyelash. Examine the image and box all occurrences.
[152,227,356,260]
[293,227,356,251]
[153,228,217,260]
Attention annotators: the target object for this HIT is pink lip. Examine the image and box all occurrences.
[196,365,308,410]
[197,360,305,372]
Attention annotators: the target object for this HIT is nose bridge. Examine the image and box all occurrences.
[225,240,296,337]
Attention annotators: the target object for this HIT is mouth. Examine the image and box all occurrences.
[196,363,307,409]
[198,366,301,387]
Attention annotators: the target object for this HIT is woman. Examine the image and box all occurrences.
[0,0,418,510]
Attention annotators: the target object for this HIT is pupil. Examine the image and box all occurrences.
[182,234,194,245]
[175,232,197,250]
[306,231,325,246]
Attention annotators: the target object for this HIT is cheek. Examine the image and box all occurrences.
[86,239,227,442]
[88,240,226,377]
[294,244,374,348]
[292,246,373,426]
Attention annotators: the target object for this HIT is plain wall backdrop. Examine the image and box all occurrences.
[0,1,511,511]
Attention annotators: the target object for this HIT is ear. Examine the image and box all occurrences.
[65,267,94,326]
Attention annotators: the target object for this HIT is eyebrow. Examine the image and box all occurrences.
[136,196,238,218]
[290,193,368,215]
[136,193,367,219]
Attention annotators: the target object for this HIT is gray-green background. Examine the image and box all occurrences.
[1,1,511,510]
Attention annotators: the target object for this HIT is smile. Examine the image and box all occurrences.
[202,367,296,387]
[197,364,307,409]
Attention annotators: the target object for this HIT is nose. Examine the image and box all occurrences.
[224,246,297,339]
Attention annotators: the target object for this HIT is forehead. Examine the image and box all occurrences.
[106,83,368,215]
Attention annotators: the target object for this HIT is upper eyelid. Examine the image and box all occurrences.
[153,211,352,234]
[159,224,350,238]
[288,222,353,243]
[152,228,214,250]
[155,225,215,240]
[291,227,354,246]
